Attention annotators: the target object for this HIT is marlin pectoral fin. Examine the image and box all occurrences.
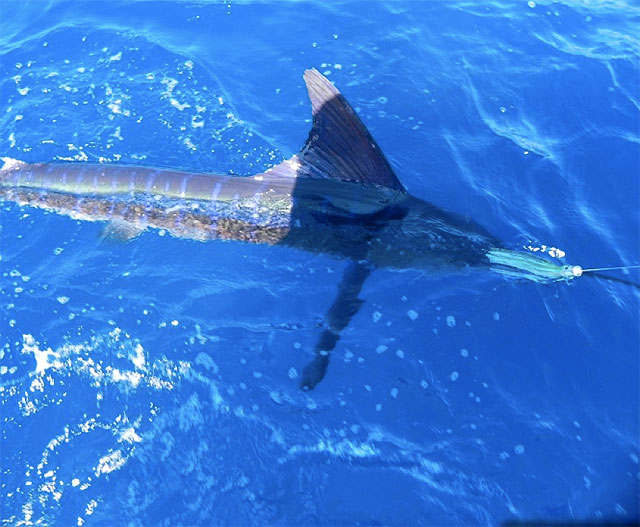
[99,220,145,243]
[265,69,405,193]
[300,260,373,390]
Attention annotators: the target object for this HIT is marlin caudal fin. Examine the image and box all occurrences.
[301,261,373,390]
[266,69,405,192]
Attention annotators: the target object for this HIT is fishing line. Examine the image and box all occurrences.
[566,264,640,290]
[556,264,640,289]
[583,271,640,291]
[559,264,640,278]
[579,265,640,273]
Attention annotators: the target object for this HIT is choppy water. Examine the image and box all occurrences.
[1,1,639,525]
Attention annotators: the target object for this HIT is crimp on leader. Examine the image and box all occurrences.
[561,265,583,278]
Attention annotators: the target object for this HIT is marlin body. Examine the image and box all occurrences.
[0,69,580,389]
[0,163,495,268]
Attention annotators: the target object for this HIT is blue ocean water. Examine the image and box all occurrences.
[1,0,638,525]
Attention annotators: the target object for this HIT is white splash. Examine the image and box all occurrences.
[21,334,62,375]
[95,450,126,476]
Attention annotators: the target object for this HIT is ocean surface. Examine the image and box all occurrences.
[1,1,639,525]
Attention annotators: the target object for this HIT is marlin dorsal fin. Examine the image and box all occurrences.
[265,69,405,192]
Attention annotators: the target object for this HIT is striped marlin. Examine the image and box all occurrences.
[0,69,584,389]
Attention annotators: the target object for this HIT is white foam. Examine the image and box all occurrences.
[118,427,142,444]
[22,334,61,375]
[170,99,190,111]
[110,369,142,387]
[95,450,125,476]
[129,343,146,370]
